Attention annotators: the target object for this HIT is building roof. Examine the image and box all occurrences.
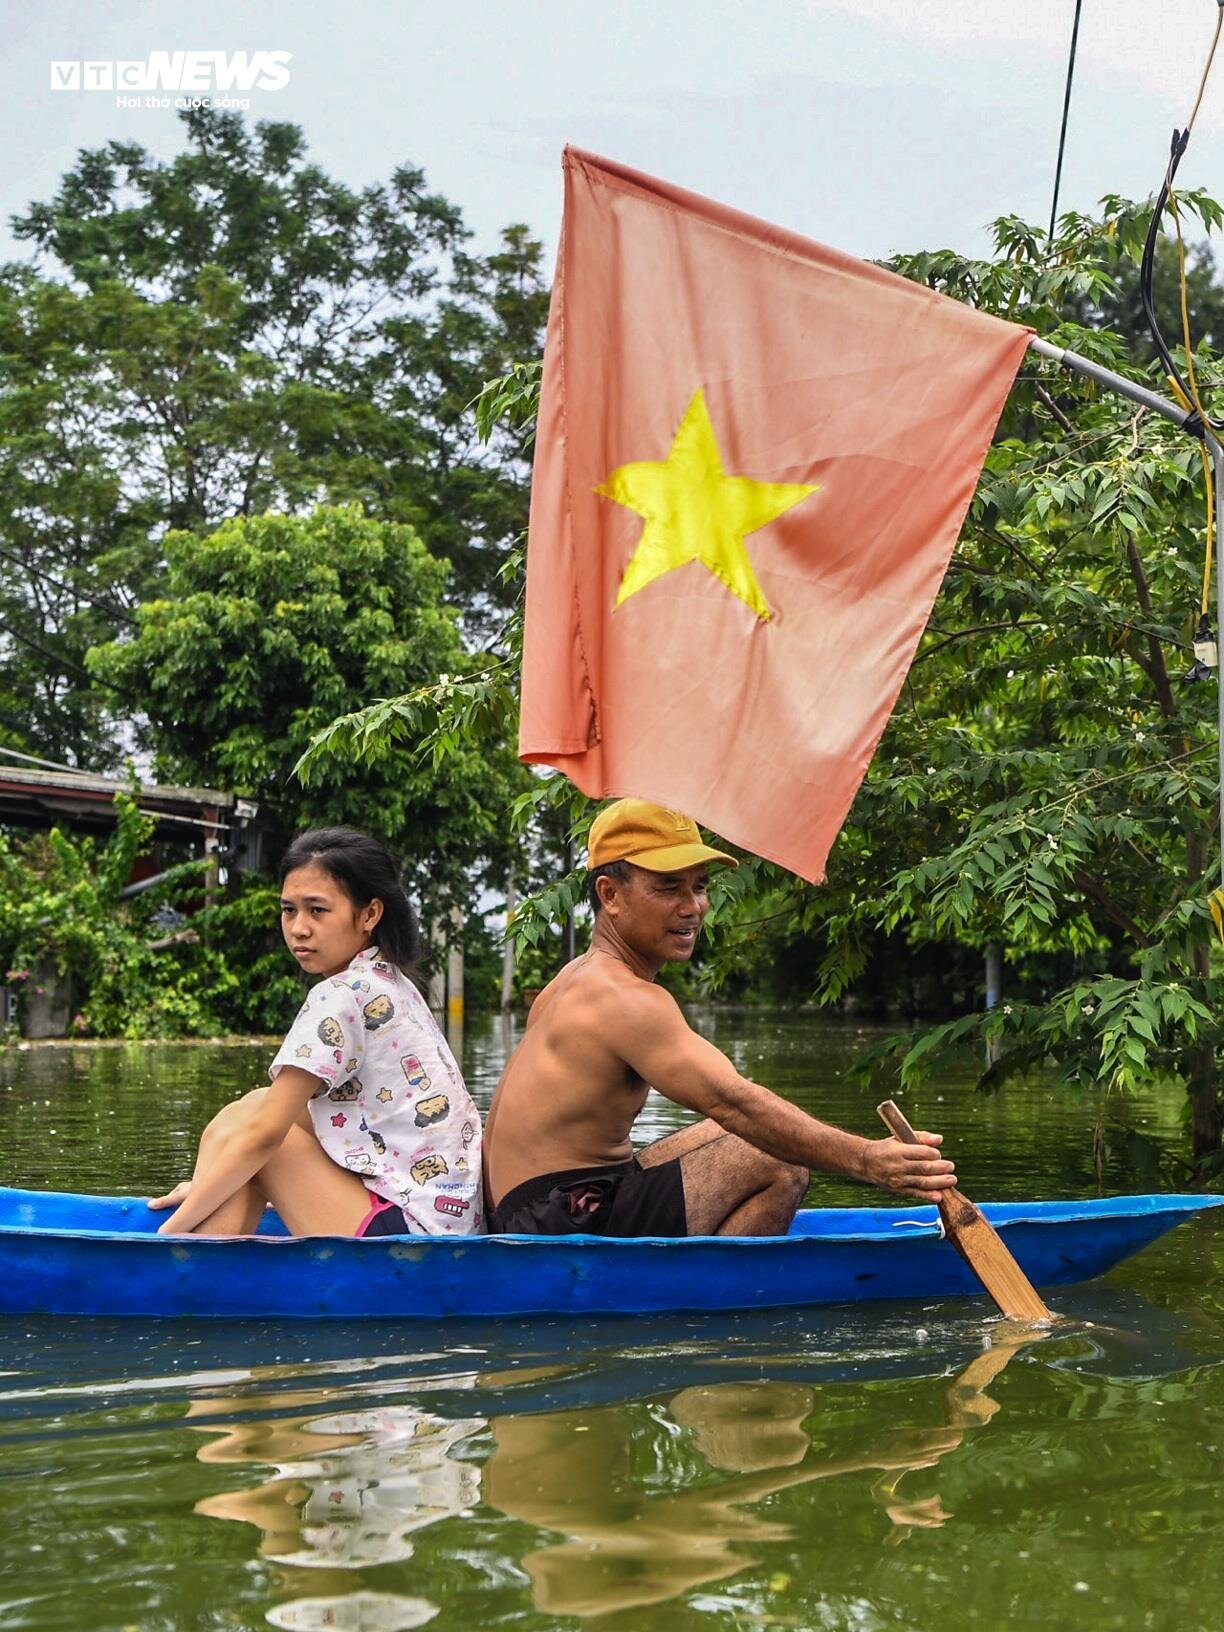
[0,765,242,839]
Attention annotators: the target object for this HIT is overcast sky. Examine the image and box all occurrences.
[4,1,1224,274]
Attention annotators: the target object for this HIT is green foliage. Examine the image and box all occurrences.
[511,869,588,953]
[0,787,324,1039]
[0,789,219,1038]
[191,882,305,1035]
[298,657,520,784]
[473,359,543,447]
[0,788,151,987]
[1,107,547,766]
[90,505,523,904]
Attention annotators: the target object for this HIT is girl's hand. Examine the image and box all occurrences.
[148,1180,191,1211]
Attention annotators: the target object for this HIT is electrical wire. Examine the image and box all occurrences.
[1139,1,1224,619]
[1048,0,1084,241]
[1163,201,1217,613]
[1139,2,1224,427]
[0,541,136,625]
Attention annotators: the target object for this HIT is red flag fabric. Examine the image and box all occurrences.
[520,148,1031,883]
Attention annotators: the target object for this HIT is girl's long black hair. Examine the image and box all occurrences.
[278,826,422,978]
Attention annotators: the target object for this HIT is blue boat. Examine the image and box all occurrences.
[0,1186,1218,1320]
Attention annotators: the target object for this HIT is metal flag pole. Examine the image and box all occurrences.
[1026,334,1224,887]
[1028,334,1199,428]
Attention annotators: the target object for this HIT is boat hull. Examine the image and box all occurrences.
[0,1188,1218,1319]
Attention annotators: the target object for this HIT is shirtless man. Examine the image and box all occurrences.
[484,799,956,1237]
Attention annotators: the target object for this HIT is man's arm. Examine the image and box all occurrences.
[613,984,956,1199]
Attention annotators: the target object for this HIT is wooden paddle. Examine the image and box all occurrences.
[876,1099,1052,1323]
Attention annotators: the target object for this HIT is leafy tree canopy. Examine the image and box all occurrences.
[1,108,547,766]
[90,505,525,906]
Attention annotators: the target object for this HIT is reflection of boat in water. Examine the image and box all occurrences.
[1,1277,1218,1433]
[186,1337,1037,1624]
[187,1393,482,1629]
[6,1282,1220,1629]
[264,1592,435,1631]
[1,1186,1219,1318]
[485,1337,1039,1618]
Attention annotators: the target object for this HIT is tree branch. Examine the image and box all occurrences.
[1033,381,1074,433]
[1121,533,1178,717]
[1073,869,1153,947]
[913,621,1043,666]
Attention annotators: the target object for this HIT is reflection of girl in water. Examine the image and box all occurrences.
[193,1397,483,1569]
[150,827,483,1237]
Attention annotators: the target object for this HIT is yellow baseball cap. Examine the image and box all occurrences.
[586,799,738,872]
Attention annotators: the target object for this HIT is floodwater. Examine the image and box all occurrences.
[2,1011,1223,1632]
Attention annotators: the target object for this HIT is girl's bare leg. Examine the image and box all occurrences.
[252,1121,374,1236]
[175,1086,374,1237]
[187,1092,270,1235]
[188,1181,265,1236]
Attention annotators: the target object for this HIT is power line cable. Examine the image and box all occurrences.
[1136,0,1224,653]
[0,613,130,697]
[0,541,136,625]
[1049,0,1084,241]
[1140,2,1224,432]
[0,744,86,774]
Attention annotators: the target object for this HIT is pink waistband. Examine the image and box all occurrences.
[355,1193,396,1238]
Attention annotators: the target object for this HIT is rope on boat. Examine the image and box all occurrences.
[890,1217,947,1238]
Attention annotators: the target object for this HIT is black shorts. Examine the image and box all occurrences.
[356,1195,412,1237]
[489,1158,687,1238]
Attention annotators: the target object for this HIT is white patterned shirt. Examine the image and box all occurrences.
[270,946,483,1235]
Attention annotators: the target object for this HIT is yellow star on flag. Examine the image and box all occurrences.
[596,388,818,621]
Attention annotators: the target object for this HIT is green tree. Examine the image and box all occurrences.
[1072,233,1224,375]
[0,789,228,1038]
[0,788,313,1038]
[1,107,547,765]
[90,506,524,907]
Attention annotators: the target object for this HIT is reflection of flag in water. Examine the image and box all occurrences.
[520,148,1032,882]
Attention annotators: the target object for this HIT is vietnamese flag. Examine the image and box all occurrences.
[519,148,1031,883]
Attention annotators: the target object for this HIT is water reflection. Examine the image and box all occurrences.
[485,1333,1035,1617]
[188,1389,481,1569]
[872,1332,1034,1541]
[186,1330,1037,1626]
[265,1591,436,1630]
[488,1382,822,1617]
[5,1287,1217,1632]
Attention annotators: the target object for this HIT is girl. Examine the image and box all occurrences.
[151,827,483,1237]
